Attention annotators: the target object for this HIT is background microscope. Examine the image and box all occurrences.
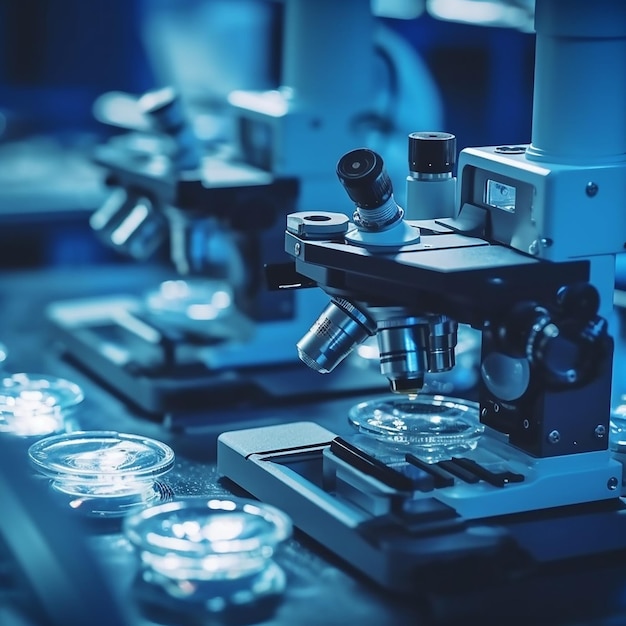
[7,1,626,625]
[45,0,447,421]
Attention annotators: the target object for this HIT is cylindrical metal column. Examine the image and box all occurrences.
[281,0,374,107]
[527,0,626,163]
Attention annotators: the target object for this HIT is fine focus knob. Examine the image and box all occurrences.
[531,315,609,387]
[501,299,610,388]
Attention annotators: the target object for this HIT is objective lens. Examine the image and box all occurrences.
[297,298,376,373]
[90,189,168,261]
[376,320,430,395]
[374,313,458,395]
[427,315,458,372]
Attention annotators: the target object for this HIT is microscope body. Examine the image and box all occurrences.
[285,0,626,471]
[279,33,626,496]
[217,0,626,595]
[227,0,376,214]
[287,224,626,518]
[87,0,442,369]
[84,1,373,372]
[92,130,299,325]
[456,146,622,459]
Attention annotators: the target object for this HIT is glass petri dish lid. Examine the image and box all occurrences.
[0,373,84,437]
[145,278,232,316]
[28,430,175,516]
[143,278,255,343]
[124,497,292,609]
[348,394,484,462]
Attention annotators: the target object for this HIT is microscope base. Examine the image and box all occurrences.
[217,421,626,605]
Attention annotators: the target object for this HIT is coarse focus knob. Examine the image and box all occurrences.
[501,298,610,388]
[408,132,456,175]
[532,315,609,387]
[336,148,392,209]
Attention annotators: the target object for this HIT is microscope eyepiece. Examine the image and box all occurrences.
[336,148,392,209]
[337,148,403,232]
[408,132,456,176]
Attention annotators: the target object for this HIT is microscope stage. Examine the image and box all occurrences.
[46,295,387,423]
[217,420,626,598]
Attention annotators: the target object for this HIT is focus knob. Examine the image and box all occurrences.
[501,296,609,388]
[527,312,608,387]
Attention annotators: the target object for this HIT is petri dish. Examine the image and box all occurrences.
[28,430,175,517]
[348,394,484,463]
[0,373,84,437]
[144,279,236,333]
[143,278,256,346]
[124,497,292,611]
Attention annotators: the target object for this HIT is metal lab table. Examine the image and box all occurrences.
[0,264,625,626]
[0,264,425,626]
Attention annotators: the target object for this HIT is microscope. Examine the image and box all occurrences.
[46,0,443,420]
[218,0,626,598]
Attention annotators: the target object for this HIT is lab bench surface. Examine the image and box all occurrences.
[1,265,625,626]
[0,264,426,626]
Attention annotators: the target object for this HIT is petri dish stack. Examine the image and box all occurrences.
[348,394,484,463]
[123,497,292,614]
[0,373,84,438]
[28,430,175,517]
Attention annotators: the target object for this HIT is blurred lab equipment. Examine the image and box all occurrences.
[47,0,445,421]
[8,1,626,626]
[0,373,84,438]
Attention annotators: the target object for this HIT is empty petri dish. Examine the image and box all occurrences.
[0,373,84,437]
[28,430,175,517]
[143,278,256,346]
[124,497,292,612]
[348,394,484,463]
[145,279,235,329]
